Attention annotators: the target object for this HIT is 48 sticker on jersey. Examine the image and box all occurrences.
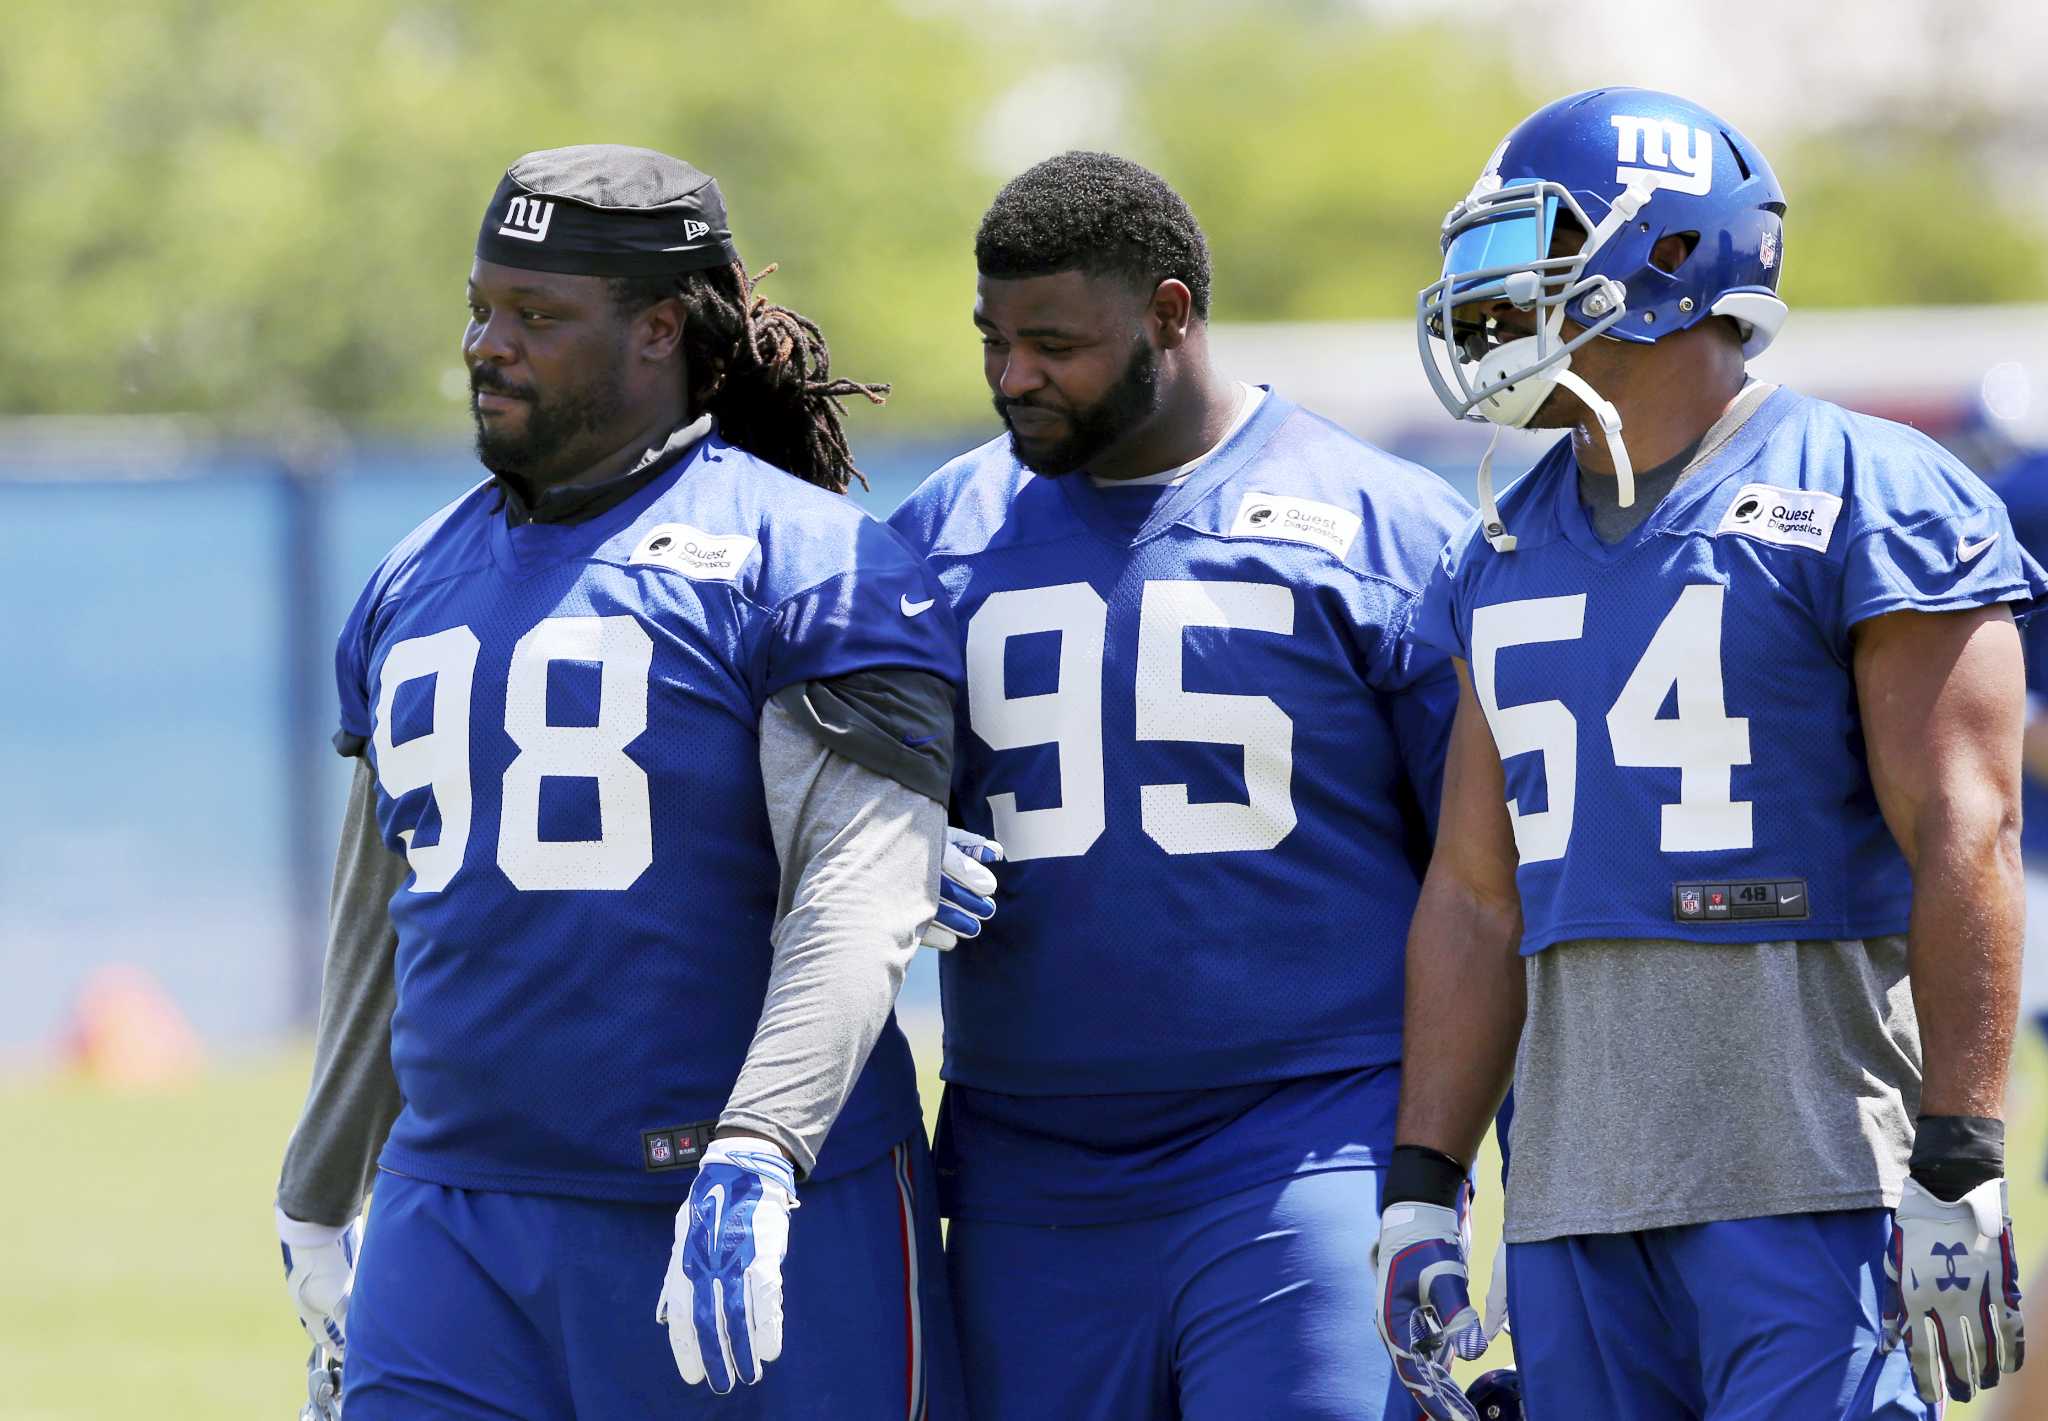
[1673,878,1809,922]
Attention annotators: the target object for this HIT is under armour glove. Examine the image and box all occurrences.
[1375,1197,1488,1421]
[1885,1175,2026,1404]
[658,1138,800,1393]
[920,827,1003,951]
[277,1207,359,1359]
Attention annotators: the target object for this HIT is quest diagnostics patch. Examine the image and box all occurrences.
[1714,483,1842,554]
[1229,492,1362,558]
[628,523,757,581]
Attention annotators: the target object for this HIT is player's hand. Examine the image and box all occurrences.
[1885,1176,2026,1403]
[658,1137,800,1393]
[920,827,1003,951]
[1481,1234,1510,1344]
[1374,1198,1488,1421]
[277,1207,359,1359]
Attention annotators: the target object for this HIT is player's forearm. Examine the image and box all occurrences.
[277,757,406,1227]
[1906,793,2024,1119]
[1393,869,1525,1166]
[723,699,945,1173]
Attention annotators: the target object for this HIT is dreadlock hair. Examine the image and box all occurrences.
[975,151,1212,318]
[610,261,886,493]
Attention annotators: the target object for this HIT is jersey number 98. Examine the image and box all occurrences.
[372,616,653,893]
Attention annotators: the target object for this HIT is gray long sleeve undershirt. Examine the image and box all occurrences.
[277,684,947,1224]
[276,756,406,1226]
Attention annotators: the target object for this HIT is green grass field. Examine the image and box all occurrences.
[2,1033,2043,1419]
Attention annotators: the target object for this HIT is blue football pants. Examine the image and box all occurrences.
[946,1167,1422,1421]
[1508,1208,1930,1420]
[345,1135,962,1420]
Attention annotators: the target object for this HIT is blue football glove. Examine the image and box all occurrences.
[1884,1176,2026,1404]
[277,1207,358,1360]
[658,1138,800,1393]
[1375,1197,1489,1421]
[920,827,1003,951]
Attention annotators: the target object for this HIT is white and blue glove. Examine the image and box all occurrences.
[1885,1175,2026,1404]
[920,828,1003,951]
[277,1207,359,1359]
[1375,1196,1490,1421]
[658,1138,800,1393]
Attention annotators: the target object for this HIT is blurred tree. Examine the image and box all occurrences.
[3,0,2043,433]
[0,0,1002,431]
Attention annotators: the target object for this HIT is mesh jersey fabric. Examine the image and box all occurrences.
[1414,386,2048,952]
[334,431,961,1200]
[887,389,1469,1096]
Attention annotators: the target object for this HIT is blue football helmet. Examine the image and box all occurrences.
[1465,1367,1524,1420]
[1418,87,1787,543]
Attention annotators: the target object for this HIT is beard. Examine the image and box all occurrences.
[994,336,1160,477]
[471,361,628,489]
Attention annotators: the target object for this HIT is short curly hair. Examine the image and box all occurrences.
[975,151,1212,319]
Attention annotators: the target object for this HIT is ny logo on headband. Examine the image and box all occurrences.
[1611,116,1712,197]
[498,196,556,244]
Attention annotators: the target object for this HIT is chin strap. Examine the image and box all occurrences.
[1476,425,1517,553]
[1554,367,1634,508]
[1477,370,1635,554]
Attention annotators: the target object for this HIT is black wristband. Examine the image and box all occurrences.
[1909,1114,2004,1203]
[1385,1144,1467,1209]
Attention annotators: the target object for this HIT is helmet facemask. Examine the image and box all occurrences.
[1419,178,1654,549]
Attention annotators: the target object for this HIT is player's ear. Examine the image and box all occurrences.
[1148,278,1195,350]
[637,295,687,365]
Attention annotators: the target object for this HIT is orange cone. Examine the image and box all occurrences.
[61,964,204,1087]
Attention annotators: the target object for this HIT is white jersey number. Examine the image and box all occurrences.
[967,580,1296,861]
[1469,582,1752,862]
[374,615,654,892]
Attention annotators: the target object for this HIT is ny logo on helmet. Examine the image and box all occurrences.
[1611,116,1712,197]
[498,195,555,244]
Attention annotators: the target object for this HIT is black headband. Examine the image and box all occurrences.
[474,144,741,277]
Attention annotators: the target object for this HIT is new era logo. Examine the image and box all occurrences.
[498,195,555,244]
[683,219,710,241]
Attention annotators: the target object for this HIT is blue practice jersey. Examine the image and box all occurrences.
[335,433,961,1201]
[1991,452,2048,861]
[887,390,1468,1098]
[1416,388,2048,953]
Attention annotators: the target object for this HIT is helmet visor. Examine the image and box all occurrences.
[1443,195,1557,296]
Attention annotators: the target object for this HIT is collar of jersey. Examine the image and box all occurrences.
[1053,386,1292,547]
[488,427,718,579]
[1548,385,1801,562]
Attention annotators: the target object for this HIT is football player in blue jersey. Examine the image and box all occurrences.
[273,145,964,1420]
[886,151,1474,1421]
[1989,446,2048,1421]
[1376,88,2039,1418]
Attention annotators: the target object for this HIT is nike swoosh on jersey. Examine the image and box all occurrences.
[900,595,936,616]
[1958,533,2000,563]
